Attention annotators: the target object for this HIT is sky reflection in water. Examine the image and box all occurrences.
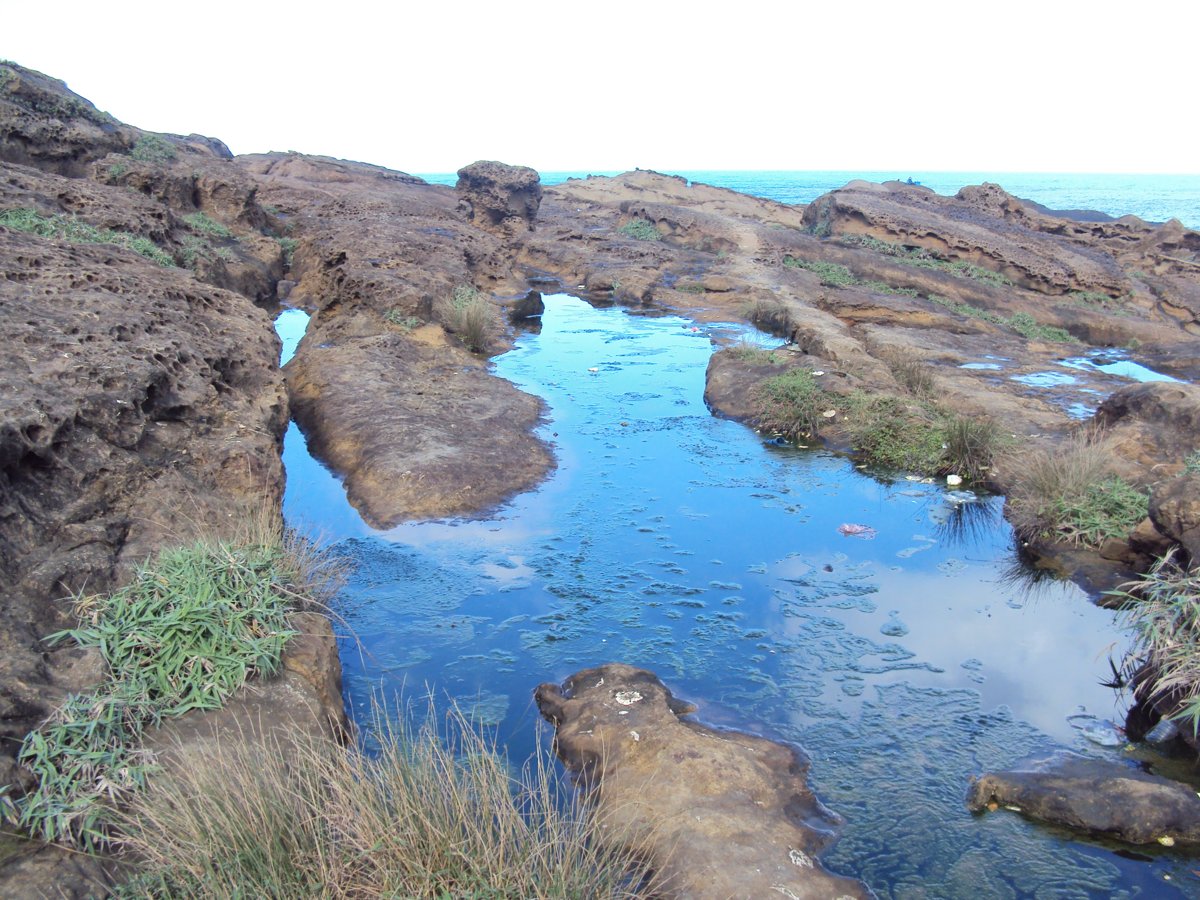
[278,296,1195,898]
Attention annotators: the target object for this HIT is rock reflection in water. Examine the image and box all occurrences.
[279,296,1198,898]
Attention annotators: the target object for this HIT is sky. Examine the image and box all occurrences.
[4,1,1197,175]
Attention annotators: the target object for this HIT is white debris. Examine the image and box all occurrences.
[946,474,963,486]
[614,690,643,705]
[788,848,813,869]
[630,730,640,742]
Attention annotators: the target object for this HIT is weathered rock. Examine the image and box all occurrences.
[1093,382,1200,483]
[455,160,542,236]
[967,755,1200,845]
[535,664,870,900]
[0,62,136,176]
[1149,475,1200,564]
[286,329,551,527]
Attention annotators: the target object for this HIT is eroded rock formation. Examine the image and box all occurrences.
[536,664,870,900]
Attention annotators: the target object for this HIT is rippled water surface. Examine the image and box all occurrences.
[278,296,1198,897]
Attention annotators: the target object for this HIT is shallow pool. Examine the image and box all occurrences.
[278,296,1196,898]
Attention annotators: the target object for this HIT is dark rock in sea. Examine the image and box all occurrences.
[536,663,871,899]
[967,754,1200,845]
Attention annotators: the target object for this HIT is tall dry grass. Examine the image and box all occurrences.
[114,701,660,898]
[1005,431,1147,547]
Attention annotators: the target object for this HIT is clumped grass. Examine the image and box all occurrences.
[1113,553,1200,736]
[881,348,935,398]
[0,207,174,267]
[15,524,338,849]
[385,309,423,332]
[941,414,1009,482]
[1006,311,1078,343]
[784,255,919,296]
[184,212,232,238]
[114,702,658,898]
[783,255,856,287]
[1006,433,1148,547]
[743,296,794,337]
[928,294,1078,343]
[725,340,786,366]
[840,392,947,473]
[618,218,661,241]
[1186,450,1200,475]
[837,234,1014,286]
[276,235,298,267]
[438,284,496,353]
[755,369,826,440]
[1069,289,1127,310]
[756,366,1007,480]
[129,134,176,164]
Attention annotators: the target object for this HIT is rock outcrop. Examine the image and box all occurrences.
[455,159,542,236]
[536,664,870,900]
[967,755,1200,845]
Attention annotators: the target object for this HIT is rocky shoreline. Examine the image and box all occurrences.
[3,60,1200,896]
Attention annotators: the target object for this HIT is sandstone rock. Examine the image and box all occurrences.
[455,160,542,236]
[1093,382,1200,483]
[967,755,1200,845]
[1149,475,1200,564]
[536,664,869,900]
[0,62,136,176]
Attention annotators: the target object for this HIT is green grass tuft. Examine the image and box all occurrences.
[618,218,661,241]
[15,528,337,849]
[1006,433,1147,547]
[130,134,176,164]
[438,285,496,353]
[1113,553,1200,736]
[0,207,174,267]
[184,212,232,238]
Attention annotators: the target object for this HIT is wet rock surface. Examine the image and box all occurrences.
[967,755,1200,846]
[536,663,870,900]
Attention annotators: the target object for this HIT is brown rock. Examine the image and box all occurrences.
[1094,382,1200,483]
[1149,475,1200,564]
[967,755,1200,845]
[455,160,542,236]
[535,664,869,900]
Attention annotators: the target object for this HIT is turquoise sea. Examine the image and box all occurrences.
[420,169,1200,230]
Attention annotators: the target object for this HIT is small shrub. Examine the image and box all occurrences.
[1113,553,1200,735]
[755,369,826,439]
[276,235,298,267]
[184,212,232,238]
[618,218,661,241]
[114,700,659,898]
[1006,433,1147,547]
[439,285,495,353]
[107,161,127,179]
[385,309,422,332]
[129,134,176,164]
[1186,450,1200,475]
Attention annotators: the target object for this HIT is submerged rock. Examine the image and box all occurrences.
[967,755,1200,845]
[535,663,870,899]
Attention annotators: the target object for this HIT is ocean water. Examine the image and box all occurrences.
[419,169,1200,229]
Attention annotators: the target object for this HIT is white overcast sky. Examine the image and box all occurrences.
[5,1,1196,175]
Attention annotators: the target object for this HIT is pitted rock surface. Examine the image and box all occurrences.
[455,159,542,236]
[536,663,870,900]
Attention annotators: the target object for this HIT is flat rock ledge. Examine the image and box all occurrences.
[535,663,869,900]
[967,754,1200,846]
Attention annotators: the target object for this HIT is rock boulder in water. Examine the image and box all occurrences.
[967,755,1200,845]
[536,663,870,899]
